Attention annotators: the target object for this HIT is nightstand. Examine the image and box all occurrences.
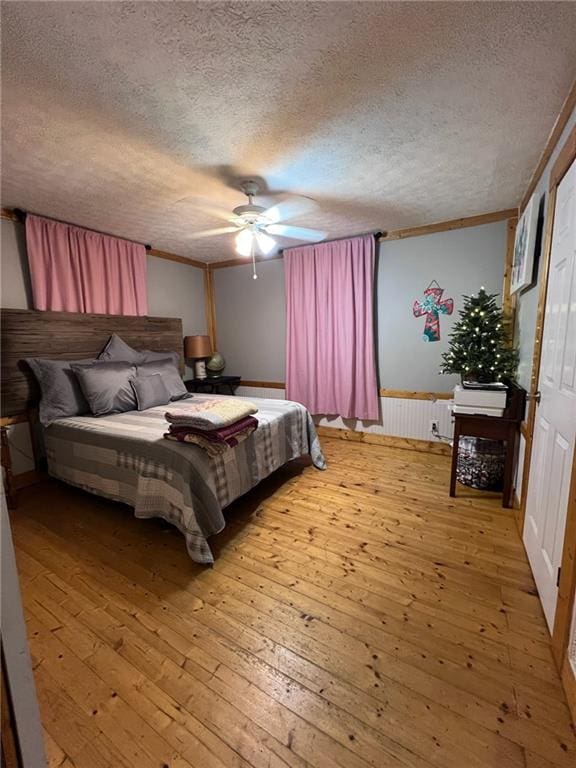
[185,376,241,395]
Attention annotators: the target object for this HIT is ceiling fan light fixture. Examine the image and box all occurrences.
[232,204,267,222]
[183,178,322,268]
[235,228,254,257]
[255,231,276,255]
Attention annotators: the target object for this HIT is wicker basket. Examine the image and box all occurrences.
[456,437,505,491]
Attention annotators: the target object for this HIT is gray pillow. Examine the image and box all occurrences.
[98,333,142,363]
[25,357,95,426]
[130,374,172,411]
[71,360,137,416]
[137,358,189,401]
[139,349,180,367]
[98,335,181,369]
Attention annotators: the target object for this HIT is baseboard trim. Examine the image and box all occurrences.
[316,425,451,456]
[561,656,576,726]
[513,491,523,533]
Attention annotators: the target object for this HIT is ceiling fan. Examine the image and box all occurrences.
[188,180,327,258]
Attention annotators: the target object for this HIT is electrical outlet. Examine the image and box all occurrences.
[430,420,439,435]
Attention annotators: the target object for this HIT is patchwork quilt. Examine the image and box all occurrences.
[44,394,326,564]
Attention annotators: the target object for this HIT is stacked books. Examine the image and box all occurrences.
[452,384,507,417]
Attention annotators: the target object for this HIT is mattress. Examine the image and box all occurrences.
[44,394,326,564]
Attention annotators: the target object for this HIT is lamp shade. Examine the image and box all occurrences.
[184,335,212,358]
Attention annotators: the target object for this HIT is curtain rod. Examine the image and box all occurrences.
[12,208,383,256]
[280,230,385,252]
[12,208,152,251]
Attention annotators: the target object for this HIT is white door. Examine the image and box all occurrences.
[524,157,576,632]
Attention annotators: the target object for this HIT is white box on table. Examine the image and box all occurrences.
[453,384,507,410]
[452,404,505,417]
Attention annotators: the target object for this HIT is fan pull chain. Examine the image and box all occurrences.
[251,237,258,280]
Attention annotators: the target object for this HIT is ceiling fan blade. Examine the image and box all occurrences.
[265,224,326,242]
[188,226,239,240]
[173,197,235,223]
[263,197,318,224]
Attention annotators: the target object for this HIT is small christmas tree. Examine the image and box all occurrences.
[440,288,518,382]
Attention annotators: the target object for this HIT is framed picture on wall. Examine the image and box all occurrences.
[511,193,538,294]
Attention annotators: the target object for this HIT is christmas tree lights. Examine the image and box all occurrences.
[440,288,518,382]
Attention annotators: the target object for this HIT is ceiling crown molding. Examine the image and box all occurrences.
[520,79,576,214]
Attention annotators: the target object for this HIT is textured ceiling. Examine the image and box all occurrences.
[2,1,576,263]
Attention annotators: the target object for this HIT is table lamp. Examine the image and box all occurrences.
[184,335,212,379]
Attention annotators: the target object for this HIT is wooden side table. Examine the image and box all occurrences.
[1,426,15,509]
[185,376,241,396]
[449,385,526,508]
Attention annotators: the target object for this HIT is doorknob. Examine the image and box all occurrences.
[527,391,541,404]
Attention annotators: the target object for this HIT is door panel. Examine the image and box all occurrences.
[561,242,576,391]
[524,158,576,632]
[526,416,549,537]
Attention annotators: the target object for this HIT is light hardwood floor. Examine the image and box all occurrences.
[10,438,576,768]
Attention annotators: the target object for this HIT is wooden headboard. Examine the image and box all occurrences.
[1,308,184,417]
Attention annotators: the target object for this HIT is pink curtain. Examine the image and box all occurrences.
[285,234,379,420]
[25,214,148,315]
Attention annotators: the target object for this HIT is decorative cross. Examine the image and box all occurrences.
[413,281,453,342]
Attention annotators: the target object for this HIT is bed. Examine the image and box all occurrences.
[44,394,325,564]
[0,309,325,564]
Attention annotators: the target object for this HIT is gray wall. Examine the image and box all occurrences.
[147,256,206,377]
[1,218,32,309]
[146,255,206,339]
[378,221,507,392]
[0,220,34,470]
[213,221,508,391]
[515,105,576,390]
[214,259,286,380]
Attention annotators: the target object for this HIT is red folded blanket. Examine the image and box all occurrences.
[165,415,259,455]
[168,415,258,443]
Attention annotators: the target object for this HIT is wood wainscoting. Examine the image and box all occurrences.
[502,216,519,327]
[203,267,218,352]
[379,389,452,400]
[238,383,454,401]
[11,439,576,766]
[236,386,454,453]
[241,380,286,390]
